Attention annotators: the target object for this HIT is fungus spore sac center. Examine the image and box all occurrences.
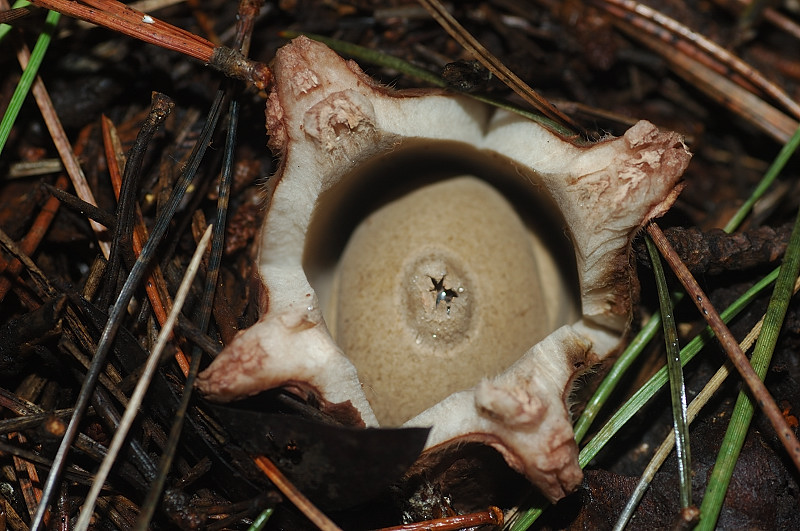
[331,175,553,425]
[403,257,471,347]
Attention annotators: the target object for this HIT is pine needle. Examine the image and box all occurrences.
[74,226,213,531]
[0,3,59,156]
[646,236,692,509]
[696,196,800,529]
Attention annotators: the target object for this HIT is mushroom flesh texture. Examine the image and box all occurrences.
[196,36,691,503]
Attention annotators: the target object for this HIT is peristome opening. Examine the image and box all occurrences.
[303,140,580,425]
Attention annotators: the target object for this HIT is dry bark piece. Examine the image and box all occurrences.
[635,223,793,274]
[196,36,691,503]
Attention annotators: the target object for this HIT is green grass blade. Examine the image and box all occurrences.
[646,235,692,509]
[723,125,800,233]
[247,508,275,531]
[505,268,777,531]
[506,122,800,530]
[578,266,778,469]
[509,57,800,531]
[697,203,800,530]
[573,301,677,443]
[0,7,60,157]
[574,124,800,448]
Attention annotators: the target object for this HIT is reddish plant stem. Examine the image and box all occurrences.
[646,222,800,474]
[27,0,270,88]
[252,455,342,531]
[0,175,67,302]
[28,0,214,61]
[376,506,504,530]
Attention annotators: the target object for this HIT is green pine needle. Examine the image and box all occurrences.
[505,267,778,531]
[573,301,677,443]
[646,235,692,509]
[576,267,778,467]
[697,196,800,530]
[723,125,800,233]
[247,508,275,531]
[0,5,60,157]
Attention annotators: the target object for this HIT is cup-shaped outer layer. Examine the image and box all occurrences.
[196,36,690,502]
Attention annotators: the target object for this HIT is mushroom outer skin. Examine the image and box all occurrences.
[196,36,691,503]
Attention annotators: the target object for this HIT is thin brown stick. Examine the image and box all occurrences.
[253,456,342,531]
[27,0,270,88]
[647,222,800,474]
[617,25,797,143]
[376,506,503,530]
[9,27,112,258]
[416,0,582,134]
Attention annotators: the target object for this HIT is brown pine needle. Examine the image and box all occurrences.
[416,0,582,135]
[253,455,342,531]
[0,5,33,24]
[29,0,215,61]
[646,222,800,474]
[26,0,270,88]
[8,15,112,258]
[595,0,800,121]
[622,27,798,143]
[74,225,214,531]
[376,506,503,530]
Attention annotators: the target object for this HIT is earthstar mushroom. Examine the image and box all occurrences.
[196,36,691,503]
